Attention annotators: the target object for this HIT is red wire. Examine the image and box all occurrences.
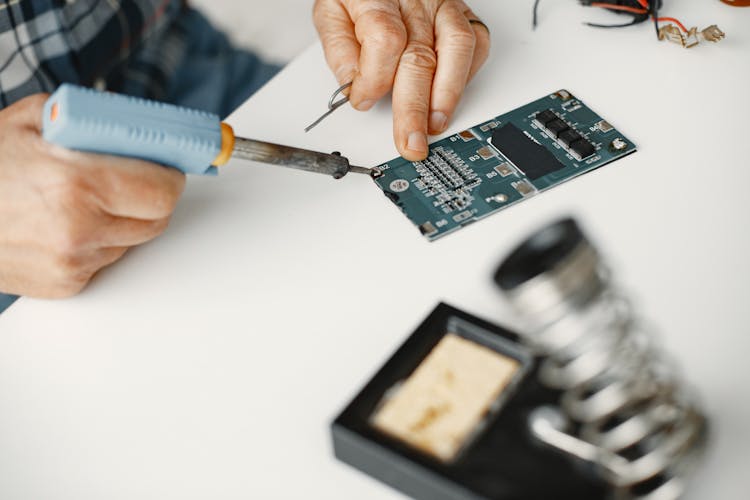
[655,17,688,33]
[589,2,647,14]
[588,3,689,33]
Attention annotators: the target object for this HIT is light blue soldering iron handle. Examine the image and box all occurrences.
[42,84,221,175]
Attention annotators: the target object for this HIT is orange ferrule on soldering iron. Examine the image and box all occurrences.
[212,122,236,167]
[50,102,60,122]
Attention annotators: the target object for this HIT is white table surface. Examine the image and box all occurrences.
[1,1,748,499]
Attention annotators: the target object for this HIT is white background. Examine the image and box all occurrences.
[1,1,748,499]
[190,0,317,64]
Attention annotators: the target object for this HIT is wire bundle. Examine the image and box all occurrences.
[533,0,690,39]
[588,0,687,36]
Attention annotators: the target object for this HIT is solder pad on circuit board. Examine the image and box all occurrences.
[372,90,636,241]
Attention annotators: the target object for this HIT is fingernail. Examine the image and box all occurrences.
[429,111,448,132]
[335,65,356,84]
[407,132,428,153]
[357,99,376,111]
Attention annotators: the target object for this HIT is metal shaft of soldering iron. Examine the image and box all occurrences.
[40,84,374,179]
[232,137,371,179]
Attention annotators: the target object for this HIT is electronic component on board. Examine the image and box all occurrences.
[543,119,569,139]
[479,121,499,132]
[512,179,536,197]
[596,120,614,133]
[491,124,565,180]
[476,146,495,160]
[534,109,557,127]
[558,129,582,147]
[459,130,476,141]
[569,138,596,159]
[532,110,597,161]
[494,162,514,177]
[418,221,438,237]
[372,90,636,240]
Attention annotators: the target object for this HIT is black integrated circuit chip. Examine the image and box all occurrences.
[570,139,596,159]
[557,129,582,147]
[535,109,558,126]
[545,119,569,139]
[491,124,565,181]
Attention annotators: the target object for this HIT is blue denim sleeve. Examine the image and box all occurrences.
[162,8,282,119]
[0,293,18,314]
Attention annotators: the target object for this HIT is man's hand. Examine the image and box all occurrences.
[0,94,185,298]
[313,0,490,161]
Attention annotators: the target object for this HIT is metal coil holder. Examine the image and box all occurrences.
[494,218,708,499]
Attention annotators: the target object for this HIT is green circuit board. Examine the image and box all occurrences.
[372,90,636,241]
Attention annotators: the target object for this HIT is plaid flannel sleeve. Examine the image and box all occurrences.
[0,0,186,108]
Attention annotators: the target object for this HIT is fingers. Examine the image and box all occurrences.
[392,3,436,161]
[27,214,163,299]
[315,0,492,161]
[429,2,477,135]
[466,9,491,82]
[347,0,406,110]
[80,154,186,220]
[47,246,128,299]
[36,215,164,298]
[65,246,129,279]
[314,0,361,85]
[96,216,170,247]
[95,246,129,270]
[315,0,407,111]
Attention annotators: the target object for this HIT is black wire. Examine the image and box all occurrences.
[532,0,663,39]
[651,0,660,38]
[581,0,652,30]
[585,16,649,29]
